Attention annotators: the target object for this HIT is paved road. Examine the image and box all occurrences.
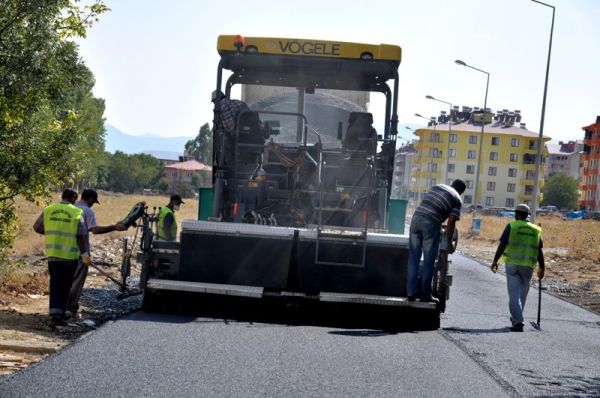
[1,254,598,397]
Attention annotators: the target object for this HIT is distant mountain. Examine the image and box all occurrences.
[104,124,193,155]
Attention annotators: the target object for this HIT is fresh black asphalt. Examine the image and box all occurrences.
[1,253,598,397]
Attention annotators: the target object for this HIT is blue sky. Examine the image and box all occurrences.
[76,0,600,143]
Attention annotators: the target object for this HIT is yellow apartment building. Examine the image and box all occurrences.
[411,109,551,208]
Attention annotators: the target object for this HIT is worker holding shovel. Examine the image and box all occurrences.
[491,204,545,332]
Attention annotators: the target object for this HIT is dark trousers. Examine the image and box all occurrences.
[48,260,78,317]
[66,260,88,312]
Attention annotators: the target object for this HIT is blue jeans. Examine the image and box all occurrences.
[406,214,441,299]
[505,264,533,325]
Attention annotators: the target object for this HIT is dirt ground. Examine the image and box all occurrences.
[0,192,197,379]
[0,237,142,378]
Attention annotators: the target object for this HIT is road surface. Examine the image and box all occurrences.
[1,254,598,397]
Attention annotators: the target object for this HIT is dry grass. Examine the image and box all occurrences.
[456,214,600,263]
[456,214,600,297]
[10,191,199,258]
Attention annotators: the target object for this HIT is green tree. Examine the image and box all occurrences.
[0,0,108,259]
[102,152,164,194]
[185,123,212,164]
[541,173,580,210]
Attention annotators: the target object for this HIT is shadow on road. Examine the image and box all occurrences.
[132,291,439,333]
[443,326,510,334]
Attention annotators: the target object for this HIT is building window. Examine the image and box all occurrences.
[488,166,497,176]
[172,171,177,177]
[529,140,537,150]
[464,195,472,204]
[486,196,494,206]
[511,138,520,147]
[510,153,518,162]
[507,183,516,192]
[428,178,437,188]
[525,185,534,195]
[469,135,478,144]
[489,152,498,161]
[449,133,458,143]
[508,168,517,177]
[491,137,500,145]
[506,198,514,208]
[448,163,455,173]
[428,162,438,172]
[448,148,457,158]
[466,180,473,189]
[468,150,476,159]
[466,165,475,174]
[429,148,441,158]
[487,182,496,191]
[431,132,441,143]
[526,170,535,180]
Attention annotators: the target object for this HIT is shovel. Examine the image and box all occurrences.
[530,278,542,331]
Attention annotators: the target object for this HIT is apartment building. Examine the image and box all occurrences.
[412,108,550,208]
[580,116,600,211]
[544,140,584,180]
[392,142,417,199]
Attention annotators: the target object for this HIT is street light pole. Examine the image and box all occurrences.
[426,95,453,184]
[530,0,555,223]
[405,126,421,203]
[415,114,439,200]
[455,60,490,220]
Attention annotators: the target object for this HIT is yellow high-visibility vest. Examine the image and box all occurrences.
[156,206,177,241]
[503,220,542,269]
[43,203,83,260]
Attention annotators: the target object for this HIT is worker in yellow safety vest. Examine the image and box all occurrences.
[156,194,184,241]
[33,189,88,328]
[491,203,545,332]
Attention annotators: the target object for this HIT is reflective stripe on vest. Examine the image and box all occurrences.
[43,203,83,260]
[156,206,177,240]
[503,220,541,269]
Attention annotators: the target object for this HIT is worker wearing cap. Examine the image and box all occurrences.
[156,194,185,241]
[491,204,545,332]
[66,189,126,319]
[33,189,87,327]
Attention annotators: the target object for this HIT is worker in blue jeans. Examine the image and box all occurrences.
[491,203,545,332]
[406,180,465,302]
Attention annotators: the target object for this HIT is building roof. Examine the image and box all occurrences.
[164,160,212,171]
[546,144,562,155]
[415,121,550,140]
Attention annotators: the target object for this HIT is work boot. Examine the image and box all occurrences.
[64,310,82,321]
[50,315,68,328]
[420,295,439,303]
[510,323,524,332]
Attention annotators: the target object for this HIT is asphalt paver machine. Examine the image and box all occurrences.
[136,35,453,329]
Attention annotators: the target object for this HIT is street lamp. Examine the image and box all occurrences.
[426,95,453,184]
[529,0,555,223]
[455,60,490,220]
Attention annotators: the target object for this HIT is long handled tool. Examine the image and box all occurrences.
[530,278,542,330]
[89,262,141,300]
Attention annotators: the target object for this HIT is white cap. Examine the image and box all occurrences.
[515,203,530,214]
